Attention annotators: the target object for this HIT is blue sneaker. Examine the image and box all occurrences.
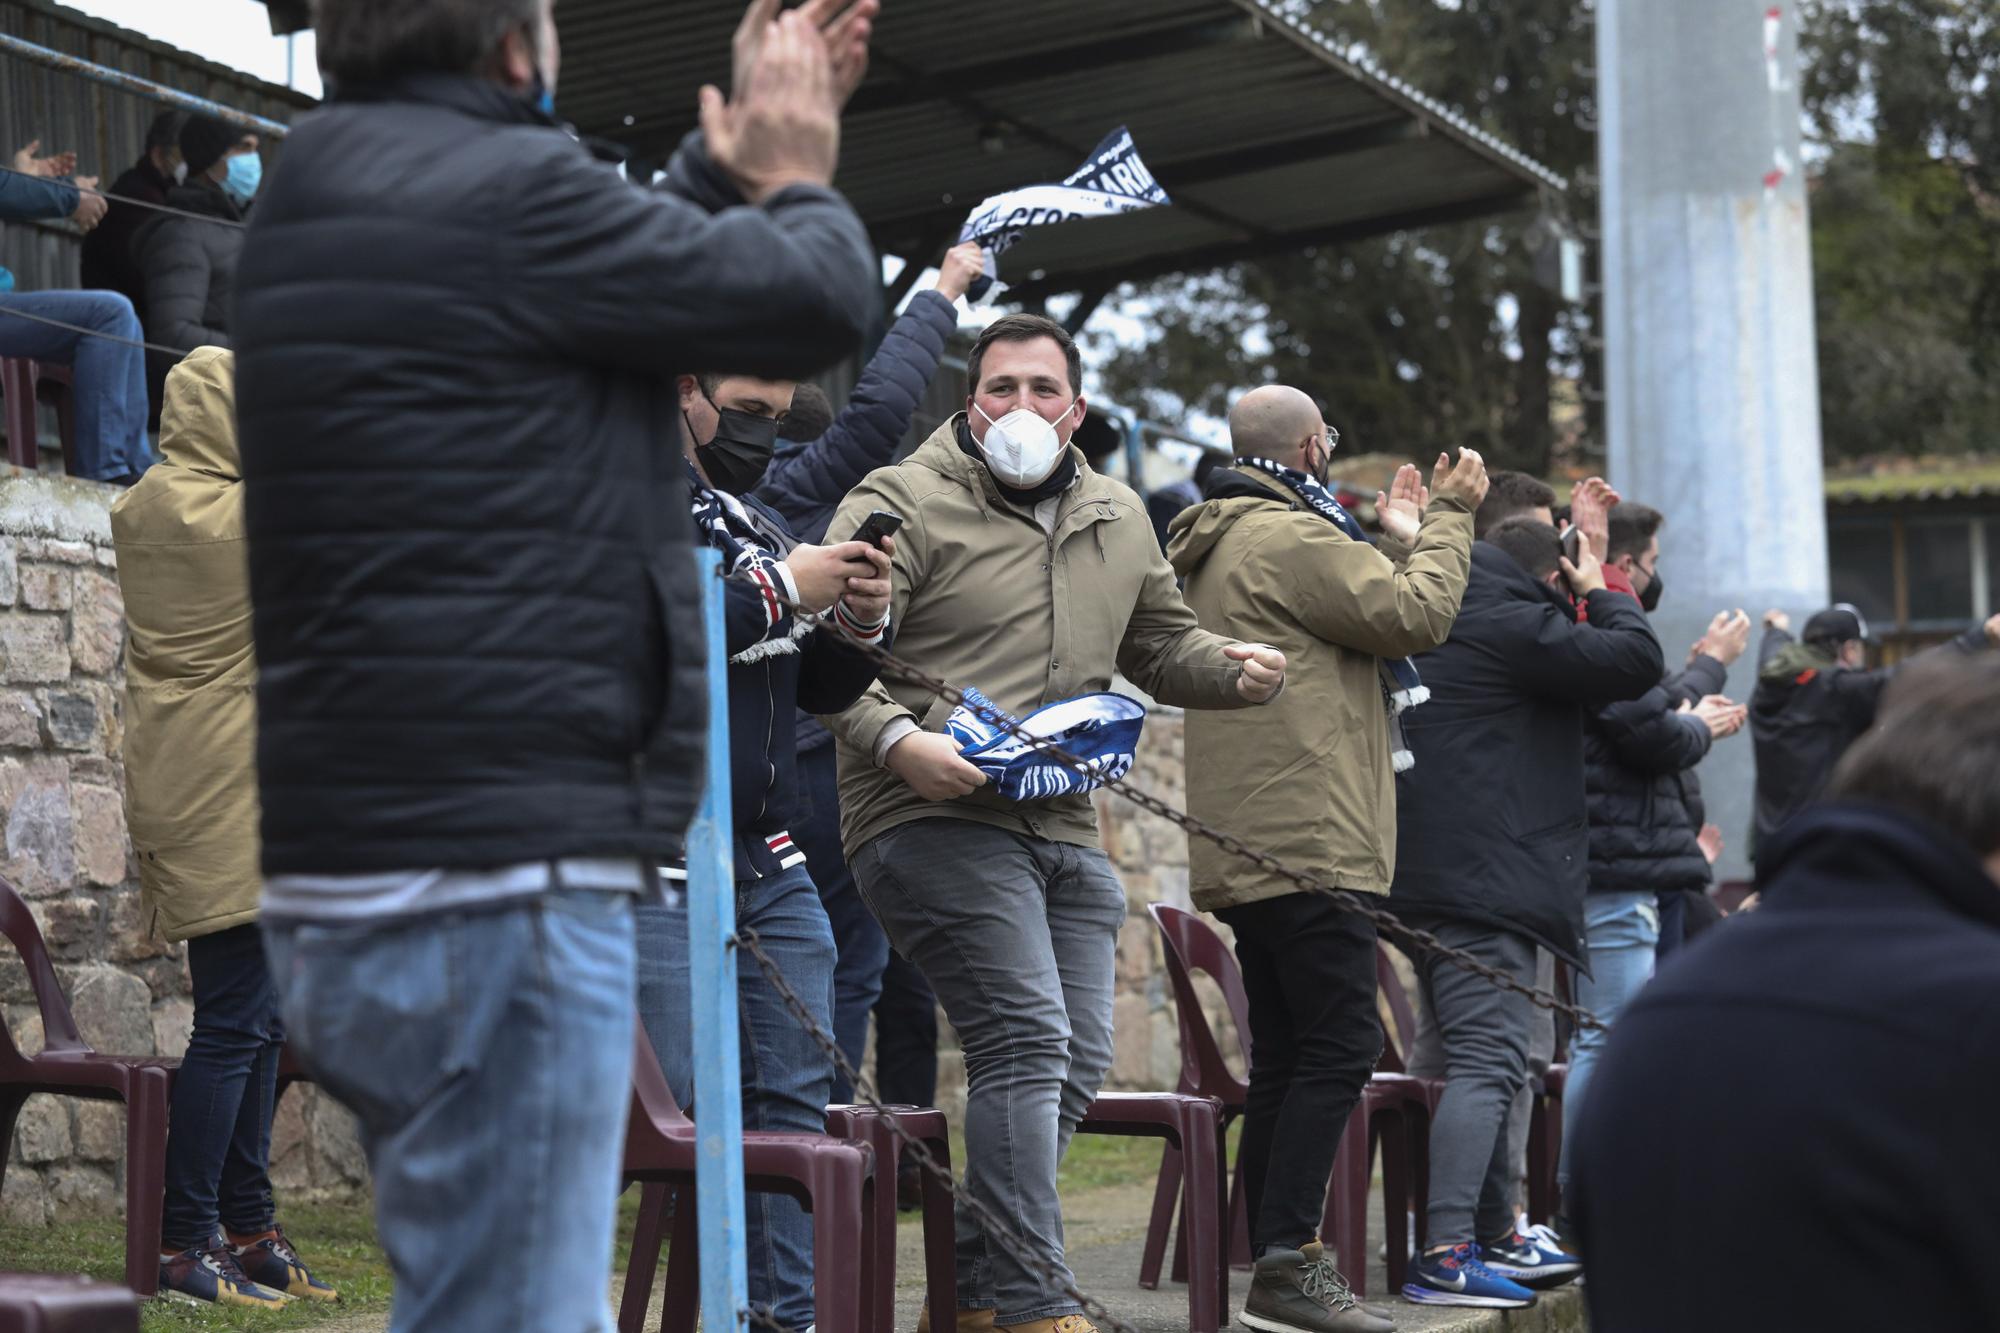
[1481,1227,1582,1289]
[158,1234,290,1308]
[1400,1242,1537,1308]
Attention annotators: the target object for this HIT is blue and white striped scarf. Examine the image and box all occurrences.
[1239,457,1428,772]
[944,686,1147,801]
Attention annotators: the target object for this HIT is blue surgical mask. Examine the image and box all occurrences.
[222,152,262,208]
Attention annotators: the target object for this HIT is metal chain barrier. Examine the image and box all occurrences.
[714,561,1605,1032]
[735,923,1151,1333]
[0,303,188,356]
[0,163,250,228]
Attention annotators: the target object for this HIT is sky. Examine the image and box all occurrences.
[65,0,322,99]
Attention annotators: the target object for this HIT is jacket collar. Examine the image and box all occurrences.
[164,179,245,222]
[328,72,554,130]
[914,414,1098,518]
[1758,801,2000,930]
[1202,464,1296,506]
[1469,541,1578,621]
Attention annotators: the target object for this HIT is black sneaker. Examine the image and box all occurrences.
[1242,1245,1394,1333]
[1482,1224,1581,1289]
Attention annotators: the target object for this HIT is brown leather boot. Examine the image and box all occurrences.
[995,1317,1099,1333]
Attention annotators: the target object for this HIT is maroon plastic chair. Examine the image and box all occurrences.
[1313,947,1446,1294]
[0,1273,140,1331]
[824,1103,956,1333]
[1525,963,1575,1225]
[616,1025,876,1333]
[1077,1091,1228,1333]
[1142,902,1252,1286]
[0,879,178,1296]
[0,359,77,474]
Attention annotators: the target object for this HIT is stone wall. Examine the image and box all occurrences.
[0,470,364,1227]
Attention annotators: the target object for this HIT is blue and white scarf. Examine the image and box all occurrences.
[1239,457,1428,772]
[943,686,1147,801]
[687,464,815,666]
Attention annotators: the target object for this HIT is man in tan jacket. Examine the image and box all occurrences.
[1168,385,1485,1333]
[112,347,336,1308]
[823,314,1285,1333]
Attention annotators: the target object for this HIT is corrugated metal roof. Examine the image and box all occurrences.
[552,0,1564,293]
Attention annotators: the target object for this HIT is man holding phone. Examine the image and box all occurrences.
[632,370,893,1330]
[1389,517,1663,1306]
[822,314,1287,1333]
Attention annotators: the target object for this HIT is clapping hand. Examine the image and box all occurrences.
[1375,463,1429,548]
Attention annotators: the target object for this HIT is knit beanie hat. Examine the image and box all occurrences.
[179,116,241,179]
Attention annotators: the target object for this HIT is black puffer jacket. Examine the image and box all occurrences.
[1391,543,1664,965]
[136,179,244,353]
[1749,623,1991,856]
[234,75,874,878]
[1583,653,1723,895]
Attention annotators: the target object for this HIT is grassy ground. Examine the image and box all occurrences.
[0,1134,1173,1329]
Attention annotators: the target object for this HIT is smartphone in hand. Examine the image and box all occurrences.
[850,510,905,550]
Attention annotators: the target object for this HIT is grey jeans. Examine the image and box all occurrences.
[851,819,1126,1325]
[1410,945,1555,1220]
[1409,923,1538,1249]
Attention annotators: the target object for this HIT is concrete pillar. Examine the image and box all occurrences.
[1597,0,1826,878]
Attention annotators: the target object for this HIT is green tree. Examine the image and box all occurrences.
[1801,0,2000,459]
[1093,0,1597,475]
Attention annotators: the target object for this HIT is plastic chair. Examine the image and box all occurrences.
[616,1024,875,1333]
[1524,962,1575,1226]
[0,1273,140,1331]
[824,1103,956,1331]
[1305,946,1439,1295]
[0,359,77,474]
[0,878,179,1295]
[1142,902,1252,1287]
[1076,1091,1228,1333]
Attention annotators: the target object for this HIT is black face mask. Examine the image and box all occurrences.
[1638,567,1664,613]
[688,394,779,494]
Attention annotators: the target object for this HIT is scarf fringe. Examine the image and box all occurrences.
[1390,685,1430,714]
[729,617,814,666]
[1392,748,1416,774]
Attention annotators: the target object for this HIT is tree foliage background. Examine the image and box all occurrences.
[1089,0,1999,471]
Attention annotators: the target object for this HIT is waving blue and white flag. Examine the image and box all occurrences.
[957,126,1171,298]
[944,686,1147,802]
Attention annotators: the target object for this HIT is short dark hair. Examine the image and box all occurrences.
[1485,517,1563,581]
[1475,470,1557,538]
[779,383,834,443]
[1607,503,1664,563]
[1192,449,1232,489]
[316,0,540,86]
[145,110,187,153]
[967,314,1081,397]
[1828,654,2000,858]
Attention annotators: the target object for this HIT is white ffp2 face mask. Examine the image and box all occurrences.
[972,398,1076,488]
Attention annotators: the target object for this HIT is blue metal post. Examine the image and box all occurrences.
[687,547,749,1329]
[0,33,293,138]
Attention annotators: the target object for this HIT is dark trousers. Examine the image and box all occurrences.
[161,924,285,1250]
[875,948,938,1108]
[1214,894,1382,1255]
[798,741,938,1106]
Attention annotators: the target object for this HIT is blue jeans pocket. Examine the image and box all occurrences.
[274,919,469,1135]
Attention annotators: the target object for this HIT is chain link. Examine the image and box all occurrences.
[714,562,1604,1032]
[735,925,1150,1333]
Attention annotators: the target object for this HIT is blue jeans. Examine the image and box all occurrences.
[634,864,836,1331]
[264,892,636,1333]
[852,820,1125,1325]
[0,289,154,480]
[798,743,890,1102]
[1559,890,1659,1193]
[161,925,284,1250]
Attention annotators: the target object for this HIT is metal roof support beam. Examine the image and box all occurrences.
[1062,287,1110,336]
[847,17,1260,115]
[1003,186,1534,301]
[0,31,291,137]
